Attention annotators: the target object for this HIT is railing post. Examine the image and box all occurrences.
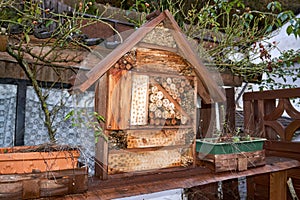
[243,99,255,136]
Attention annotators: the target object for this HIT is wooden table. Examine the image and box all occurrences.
[49,157,299,200]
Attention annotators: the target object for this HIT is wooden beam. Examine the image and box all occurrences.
[243,88,300,101]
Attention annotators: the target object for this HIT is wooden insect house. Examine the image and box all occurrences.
[73,10,225,179]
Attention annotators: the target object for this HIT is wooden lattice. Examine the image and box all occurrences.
[243,88,300,141]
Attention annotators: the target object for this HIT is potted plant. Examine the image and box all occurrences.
[196,135,266,155]
[196,131,266,172]
[0,144,80,174]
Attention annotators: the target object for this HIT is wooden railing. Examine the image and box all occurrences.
[243,88,300,198]
[243,88,300,141]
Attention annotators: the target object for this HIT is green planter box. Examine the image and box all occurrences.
[196,137,266,155]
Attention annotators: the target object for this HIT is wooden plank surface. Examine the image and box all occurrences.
[46,157,299,200]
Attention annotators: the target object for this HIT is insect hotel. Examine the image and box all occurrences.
[73,10,225,179]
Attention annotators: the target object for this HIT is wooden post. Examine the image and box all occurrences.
[257,100,266,138]
[243,99,255,136]
[224,87,235,132]
[200,103,215,138]
[264,99,277,140]
[94,76,109,179]
[270,170,287,200]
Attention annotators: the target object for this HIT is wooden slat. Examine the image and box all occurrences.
[94,73,109,179]
[266,150,300,161]
[270,170,287,200]
[119,71,132,128]
[106,69,130,129]
[199,150,266,173]
[243,100,255,136]
[243,88,300,101]
[95,73,108,130]
[264,141,300,161]
[257,100,265,138]
[264,141,300,154]
[95,134,109,180]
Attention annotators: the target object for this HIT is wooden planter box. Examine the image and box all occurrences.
[0,145,80,174]
[0,167,88,199]
[196,138,266,172]
[0,145,88,198]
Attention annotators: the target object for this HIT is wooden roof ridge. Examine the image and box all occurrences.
[73,10,226,103]
[72,11,167,92]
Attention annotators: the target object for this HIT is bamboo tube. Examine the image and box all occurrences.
[149,111,155,119]
[171,118,177,125]
[126,64,132,70]
[149,118,155,125]
[155,118,161,125]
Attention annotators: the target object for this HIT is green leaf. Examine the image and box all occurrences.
[286,25,293,35]
[45,20,54,28]
[96,115,105,122]
[278,12,289,22]
[265,25,273,33]
[24,33,30,43]
[64,110,74,121]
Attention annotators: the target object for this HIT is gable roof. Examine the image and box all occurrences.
[72,10,226,103]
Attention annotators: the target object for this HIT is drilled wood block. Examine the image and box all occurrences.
[141,23,177,48]
[130,74,149,126]
[126,129,192,148]
[136,48,195,76]
[108,147,193,174]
